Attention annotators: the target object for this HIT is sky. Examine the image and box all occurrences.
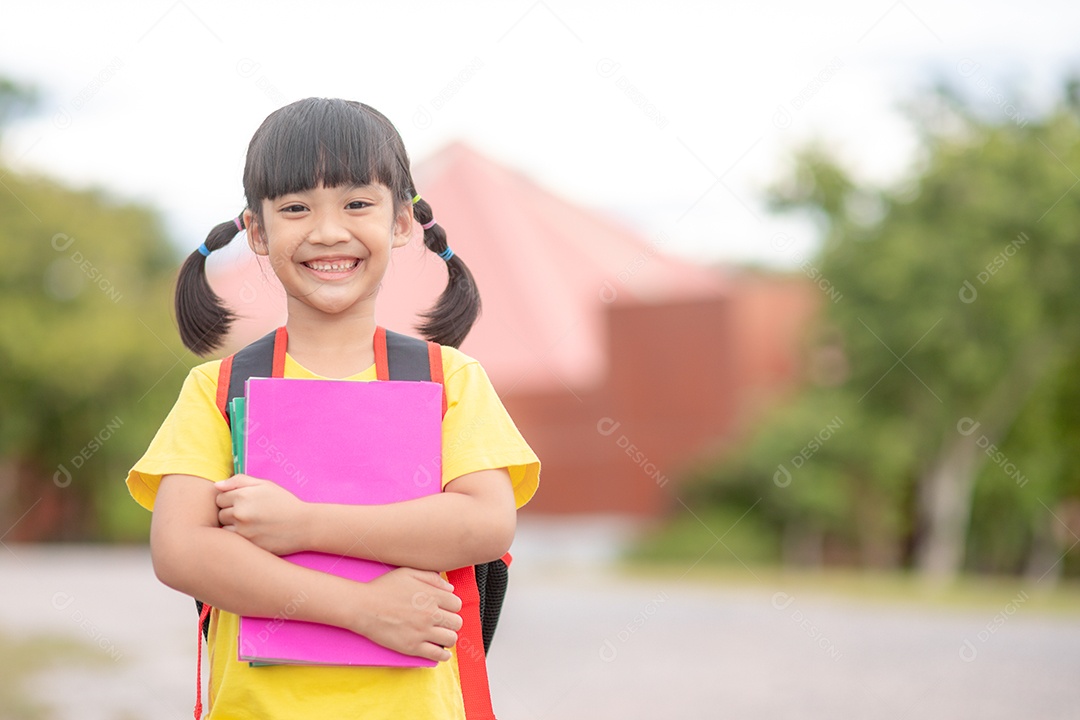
[0,0,1077,268]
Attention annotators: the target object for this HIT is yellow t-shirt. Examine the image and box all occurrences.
[126,345,539,720]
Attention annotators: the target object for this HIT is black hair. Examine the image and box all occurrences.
[174,217,244,355]
[175,98,481,354]
[410,197,481,348]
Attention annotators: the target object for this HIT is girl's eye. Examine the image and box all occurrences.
[346,201,370,210]
[282,204,307,213]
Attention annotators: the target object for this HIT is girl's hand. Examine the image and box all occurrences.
[354,568,463,662]
[215,475,310,555]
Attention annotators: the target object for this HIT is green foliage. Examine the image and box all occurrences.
[967,347,1080,575]
[629,505,782,567]
[0,100,186,538]
[665,87,1080,576]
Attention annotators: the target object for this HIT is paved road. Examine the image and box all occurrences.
[1,543,1078,719]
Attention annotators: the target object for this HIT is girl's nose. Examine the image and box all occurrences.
[308,214,351,245]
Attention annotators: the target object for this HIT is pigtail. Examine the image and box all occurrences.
[412,198,481,349]
[174,216,246,356]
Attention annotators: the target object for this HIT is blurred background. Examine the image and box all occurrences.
[2,1,1080,718]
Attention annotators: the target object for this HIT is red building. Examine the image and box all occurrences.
[210,143,819,517]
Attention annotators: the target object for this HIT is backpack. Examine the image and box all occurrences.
[194,325,509,720]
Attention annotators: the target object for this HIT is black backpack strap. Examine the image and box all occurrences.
[383,329,433,381]
[474,559,509,653]
[221,329,279,426]
[220,327,432,419]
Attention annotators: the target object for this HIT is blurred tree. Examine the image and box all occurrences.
[686,86,1080,581]
[0,74,186,540]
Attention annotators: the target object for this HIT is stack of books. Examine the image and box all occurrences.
[230,377,443,667]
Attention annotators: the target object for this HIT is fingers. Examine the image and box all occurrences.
[431,609,463,632]
[425,573,464,614]
[421,641,454,663]
[214,477,239,492]
[407,571,463,614]
[214,475,261,493]
[411,589,463,621]
[430,627,458,650]
[214,478,253,508]
[402,573,463,658]
[402,571,460,610]
[407,568,454,592]
[419,597,462,663]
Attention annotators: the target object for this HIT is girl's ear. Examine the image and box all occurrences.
[391,204,414,249]
[245,208,269,256]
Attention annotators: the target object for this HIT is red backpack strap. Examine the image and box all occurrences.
[424,342,488,715]
[427,339,448,416]
[216,354,235,420]
[426,344,491,717]
[270,326,287,377]
[194,601,212,719]
[446,565,496,719]
[374,326,390,381]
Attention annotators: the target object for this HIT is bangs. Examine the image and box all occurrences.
[243,98,410,205]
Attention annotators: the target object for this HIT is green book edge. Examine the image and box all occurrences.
[229,397,246,475]
[229,397,268,667]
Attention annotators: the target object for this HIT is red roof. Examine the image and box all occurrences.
[209,142,725,393]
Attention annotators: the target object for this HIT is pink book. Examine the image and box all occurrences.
[238,377,443,667]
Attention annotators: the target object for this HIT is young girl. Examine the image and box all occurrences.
[126,98,540,719]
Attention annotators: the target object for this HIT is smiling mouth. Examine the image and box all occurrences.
[302,259,360,273]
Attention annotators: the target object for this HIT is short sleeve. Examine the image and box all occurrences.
[125,361,233,510]
[440,348,540,509]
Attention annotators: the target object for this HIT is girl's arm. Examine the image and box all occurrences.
[215,468,517,572]
[151,473,463,662]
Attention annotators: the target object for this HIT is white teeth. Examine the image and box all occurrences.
[306,260,358,272]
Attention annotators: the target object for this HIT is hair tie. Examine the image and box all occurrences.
[197,243,211,258]
[233,216,244,232]
[438,247,454,262]
[412,194,421,205]
[422,218,438,230]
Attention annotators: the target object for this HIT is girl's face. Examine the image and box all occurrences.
[245,182,412,320]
